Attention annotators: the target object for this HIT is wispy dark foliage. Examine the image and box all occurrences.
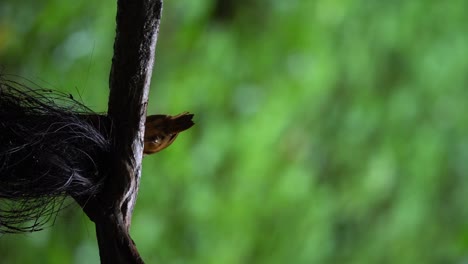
[0,76,111,233]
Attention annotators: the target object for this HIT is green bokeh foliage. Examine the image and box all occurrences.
[0,0,467,263]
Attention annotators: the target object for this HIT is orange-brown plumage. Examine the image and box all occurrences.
[143,112,194,154]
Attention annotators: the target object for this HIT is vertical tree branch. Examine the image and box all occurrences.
[92,0,163,263]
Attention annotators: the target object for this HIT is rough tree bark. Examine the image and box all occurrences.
[76,0,163,263]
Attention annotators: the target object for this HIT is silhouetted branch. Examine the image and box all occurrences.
[82,0,163,263]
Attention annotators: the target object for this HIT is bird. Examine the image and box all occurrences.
[143,112,194,154]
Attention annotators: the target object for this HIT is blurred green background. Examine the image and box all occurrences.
[1,0,468,263]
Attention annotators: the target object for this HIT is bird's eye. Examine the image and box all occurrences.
[152,137,161,144]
